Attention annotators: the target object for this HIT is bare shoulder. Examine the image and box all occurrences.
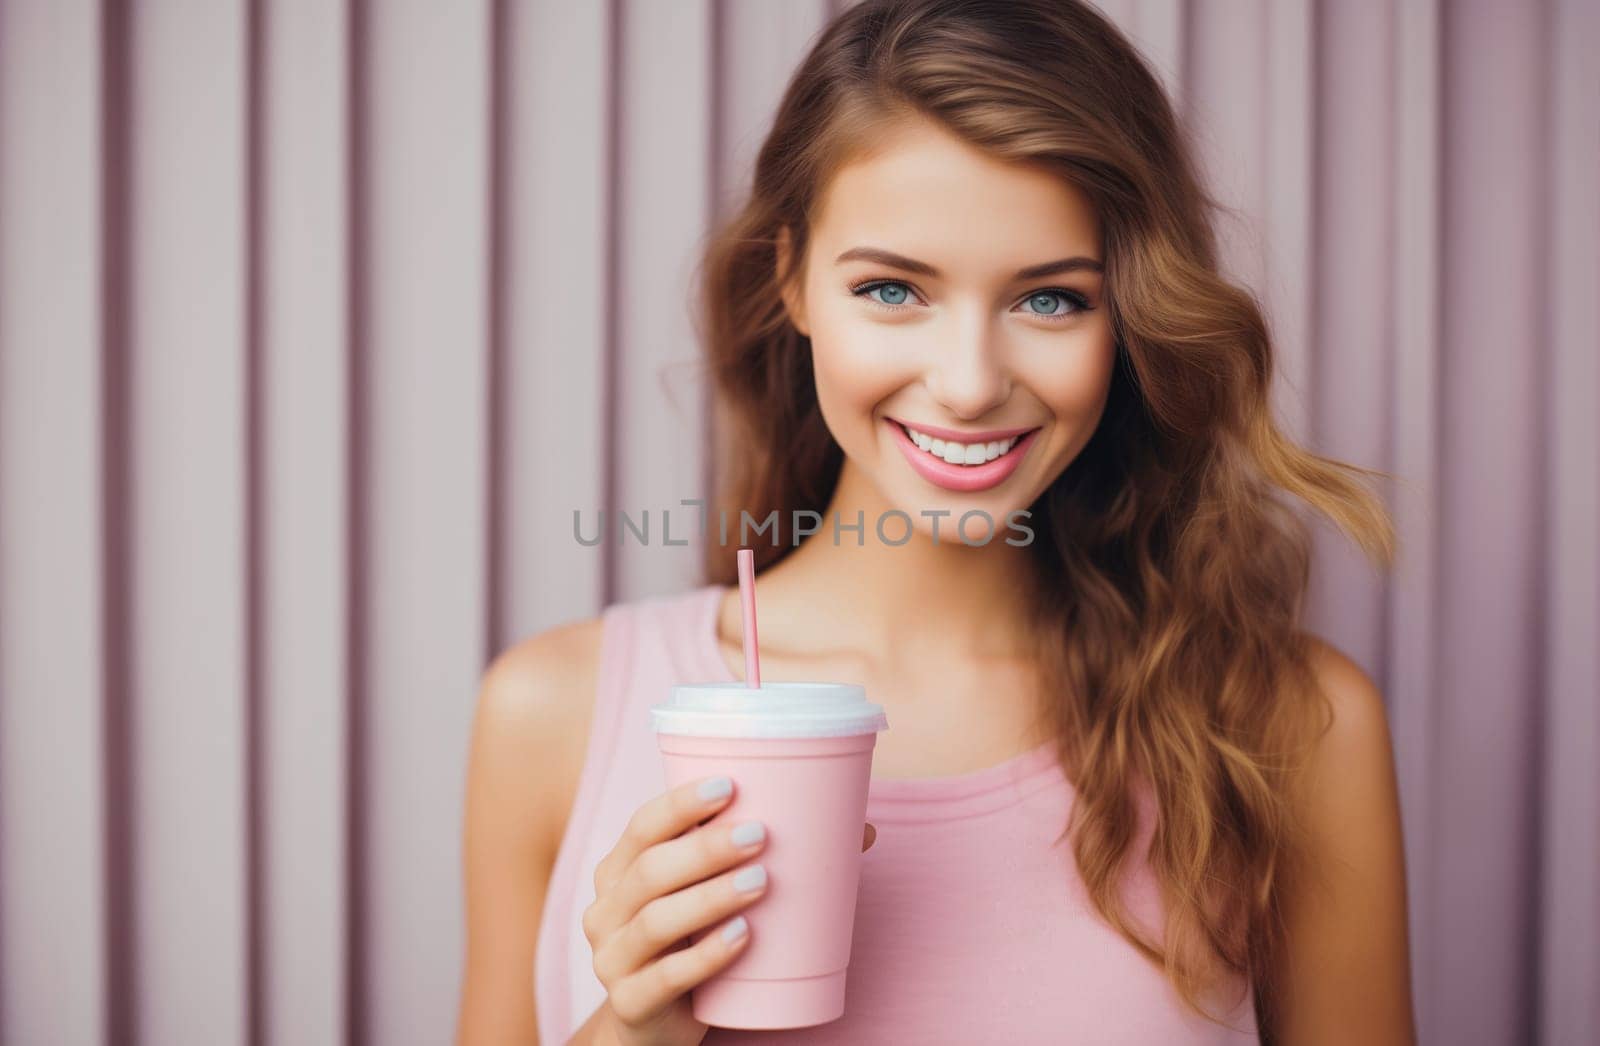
[1292,635,1402,852]
[469,614,608,851]
[1275,640,1415,1042]
[1302,636,1395,771]
[458,616,608,1043]
[478,614,606,733]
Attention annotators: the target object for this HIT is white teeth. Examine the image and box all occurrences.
[901,423,1023,466]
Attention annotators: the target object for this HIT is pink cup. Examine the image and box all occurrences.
[650,682,889,1030]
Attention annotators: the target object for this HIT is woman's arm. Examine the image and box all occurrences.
[1273,640,1417,1044]
[456,619,603,1046]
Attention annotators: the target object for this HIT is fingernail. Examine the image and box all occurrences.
[733,864,767,893]
[722,915,749,943]
[730,821,765,848]
[698,776,733,802]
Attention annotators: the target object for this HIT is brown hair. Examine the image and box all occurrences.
[692,0,1394,1034]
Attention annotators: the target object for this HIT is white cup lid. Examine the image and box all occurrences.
[650,681,889,739]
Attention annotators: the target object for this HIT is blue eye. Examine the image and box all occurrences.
[855,280,914,307]
[847,279,1092,321]
[1024,291,1088,319]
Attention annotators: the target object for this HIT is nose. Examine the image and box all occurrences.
[925,317,1012,420]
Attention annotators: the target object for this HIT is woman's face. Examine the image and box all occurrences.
[779,118,1118,540]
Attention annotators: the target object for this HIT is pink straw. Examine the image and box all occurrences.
[736,547,761,688]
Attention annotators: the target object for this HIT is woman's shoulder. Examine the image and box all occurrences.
[479,616,607,735]
[1288,632,1403,873]
[470,615,608,854]
[474,584,716,746]
[1300,634,1393,768]
[1273,640,1414,1037]
[469,584,712,829]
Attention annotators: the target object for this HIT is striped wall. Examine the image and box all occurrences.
[0,1,1594,1043]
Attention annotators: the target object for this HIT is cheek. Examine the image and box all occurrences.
[807,315,910,420]
[1026,334,1118,420]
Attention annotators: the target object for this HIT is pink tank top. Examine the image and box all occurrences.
[535,583,1258,1043]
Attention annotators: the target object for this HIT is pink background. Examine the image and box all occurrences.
[0,0,1594,1043]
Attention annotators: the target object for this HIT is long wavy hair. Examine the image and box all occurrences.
[692,0,1394,1035]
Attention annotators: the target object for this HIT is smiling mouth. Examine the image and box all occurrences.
[895,421,1041,467]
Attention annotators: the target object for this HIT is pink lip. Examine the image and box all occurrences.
[887,417,1037,443]
[887,418,1040,493]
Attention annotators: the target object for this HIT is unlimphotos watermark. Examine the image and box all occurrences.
[573,499,1034,548]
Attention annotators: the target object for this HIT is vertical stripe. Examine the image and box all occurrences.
[603,0,623,609]
[1387,0,1442,1031]
[701,0,726,515]
[1306,0,1391,672]
[360,1,490,1041]
[1539,0,1600,1038]
[244,0,266,1040]
[128,0,252,1038]
[0,1,107,1041]
[344,0,370,1039]
[502,0,611,636]
[260,0,353,1042]
[100,0,136,1036]
[1432,0,1546,1038]
[612,0,715,601]
[1186,0,1267,292]
[486,0,508,659]
[1262,0,1314,444]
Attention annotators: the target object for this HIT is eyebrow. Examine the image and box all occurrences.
[834,246,1103,280]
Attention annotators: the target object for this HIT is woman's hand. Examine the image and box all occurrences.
[580,775,874,1045]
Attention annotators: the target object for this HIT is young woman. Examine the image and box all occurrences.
[457,1,1414,1043]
